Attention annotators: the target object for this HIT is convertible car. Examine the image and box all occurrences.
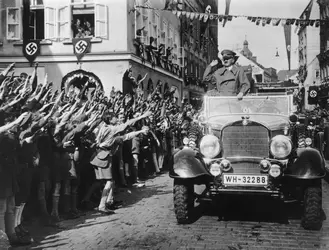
[170,95,326,230]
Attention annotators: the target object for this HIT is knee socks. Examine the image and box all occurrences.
[51,183,61,217]
[99,181,112,210]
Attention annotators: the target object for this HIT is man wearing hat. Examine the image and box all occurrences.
[203,49,250,99]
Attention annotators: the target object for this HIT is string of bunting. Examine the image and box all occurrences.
[134,5,327,27]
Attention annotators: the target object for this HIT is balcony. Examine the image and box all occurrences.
[133,38,182,78]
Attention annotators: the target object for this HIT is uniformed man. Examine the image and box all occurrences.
[203,50,250,100]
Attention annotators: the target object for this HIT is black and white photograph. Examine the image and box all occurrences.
[0,0,329,249]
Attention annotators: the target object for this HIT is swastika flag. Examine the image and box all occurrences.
[23,40,40,65]
[72,38,91,61]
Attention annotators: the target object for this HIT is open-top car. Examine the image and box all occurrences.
[170,95,326,230]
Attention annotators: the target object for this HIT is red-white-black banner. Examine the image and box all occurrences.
[72,38,91,62]
[23,40,40,65]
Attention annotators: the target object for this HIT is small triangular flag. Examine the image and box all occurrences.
[272,18,281,26]
[204,14,209,22]
[315,20,320,27]
[199,13,204,21]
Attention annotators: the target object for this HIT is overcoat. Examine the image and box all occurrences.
[203,64,250,96]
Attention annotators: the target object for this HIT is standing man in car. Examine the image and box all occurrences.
[203,50,250,99]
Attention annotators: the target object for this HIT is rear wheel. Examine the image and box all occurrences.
[173,179,194,224]
[301,182,323,230]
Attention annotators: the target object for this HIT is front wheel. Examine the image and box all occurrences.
[173,179,194,224]
[301,183,323,230]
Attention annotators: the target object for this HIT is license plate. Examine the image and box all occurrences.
[223,174,268,186]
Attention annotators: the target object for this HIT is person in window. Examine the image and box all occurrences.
[84,21,94,37]
[72,19,85,38]
[203,50,250,100]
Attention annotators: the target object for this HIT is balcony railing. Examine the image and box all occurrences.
[133,38,182,78]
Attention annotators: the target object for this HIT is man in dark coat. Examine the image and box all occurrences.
[203,50,250,99]
[122,65,137,96]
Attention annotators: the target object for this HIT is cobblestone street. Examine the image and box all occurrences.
[11,171,329,250]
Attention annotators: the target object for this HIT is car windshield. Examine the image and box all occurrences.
[204,95,293,118]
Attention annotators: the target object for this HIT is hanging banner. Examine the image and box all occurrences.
[283,24,292,71]
[72,38,91,62]
[23,40,40,66]
[203,14,209,22]
[223,0,232,27]
[308,85,318,105]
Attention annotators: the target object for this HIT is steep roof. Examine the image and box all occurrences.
[277,69,298,81]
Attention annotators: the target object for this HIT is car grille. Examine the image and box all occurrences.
[231,162,262,174]
[222,123,269,158]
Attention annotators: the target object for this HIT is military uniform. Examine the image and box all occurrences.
[203,64,250,96]
[203,50,250,96]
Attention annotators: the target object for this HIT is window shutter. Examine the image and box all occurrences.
[95,3,108,39]
[6,7,21,40]
[58,6,71,40]
[45,6,57,40]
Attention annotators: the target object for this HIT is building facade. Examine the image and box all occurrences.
[180,0,218,108]
[297,0,320,109]
[0,0,215,104]
[317,0,329,84]
[238,40,277,83]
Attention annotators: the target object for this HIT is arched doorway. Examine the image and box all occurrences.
[61,69,103,99]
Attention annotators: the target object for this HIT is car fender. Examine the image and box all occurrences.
[169,147,211,179]
[285,148,326,179]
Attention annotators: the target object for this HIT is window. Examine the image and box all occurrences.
[149,11,159,46]
[168,24,173,49]
[316,70,320,79]
[29,0,45,39]
[134,1,149,44]
[178,47,184,68]
[6,7,21,40]
[172,31,178,63]
[69,0,107,39]
[6,0,108,41]
[160,20,167,54]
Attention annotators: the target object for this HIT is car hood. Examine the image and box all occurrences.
[207,114,290,130]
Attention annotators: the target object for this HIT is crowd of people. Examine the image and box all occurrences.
[0,62,200,247]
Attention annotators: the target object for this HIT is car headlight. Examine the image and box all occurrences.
[200,134,220,158]
[270,135,292,159]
